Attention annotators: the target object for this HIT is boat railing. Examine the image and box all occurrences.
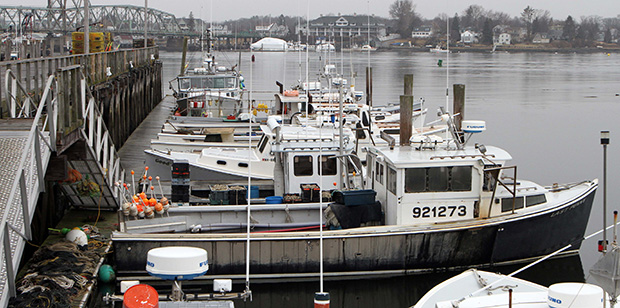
[484,165,518,216]
[0,72,56,304]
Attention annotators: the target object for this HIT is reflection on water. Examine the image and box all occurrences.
[235,255,583,308]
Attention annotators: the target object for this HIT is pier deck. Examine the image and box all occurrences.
[0,118,52,307]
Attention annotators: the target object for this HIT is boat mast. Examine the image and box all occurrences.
[445,13,450,113]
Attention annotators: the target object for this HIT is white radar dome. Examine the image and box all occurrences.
[462,120,486,133]
[547,282,604,308]
[146,246,208,281]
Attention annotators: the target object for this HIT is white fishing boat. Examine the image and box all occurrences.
[429,45,449,53]
[145,117,357,182]
[113,103,596,278]
[170,30,245,119]
[413,269,610,308]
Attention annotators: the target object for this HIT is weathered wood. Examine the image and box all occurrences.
[365,67,373,108]
[404,74,413,96]
[400,95,413,146]
[453,84,465,131]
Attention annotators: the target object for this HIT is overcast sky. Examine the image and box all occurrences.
[19,0,620,21]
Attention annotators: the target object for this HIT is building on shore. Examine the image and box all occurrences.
[296,14,387,47]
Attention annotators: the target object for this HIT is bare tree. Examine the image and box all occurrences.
[389,0,418,38]
[462,5,485,30]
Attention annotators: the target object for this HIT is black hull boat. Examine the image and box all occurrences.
[113,107,597,280]
[112,180,595,277]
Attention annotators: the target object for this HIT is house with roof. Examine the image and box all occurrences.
[255,23,289,38]
[297,14,387,43]
[532,33,550,44]
[412,26,432,38]
[494,33,511,45]
[460,30,478,44]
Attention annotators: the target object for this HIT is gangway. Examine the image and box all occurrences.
[0,65,123,307]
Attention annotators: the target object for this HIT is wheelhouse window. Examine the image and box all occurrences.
[405,166,472,193]
[526,194,546,207]
[405,168,425,192]
[294,155,313,176]
[376,161,384,184]
[319,155,337,176]
[387,167,397,194]
[501,197,524,212]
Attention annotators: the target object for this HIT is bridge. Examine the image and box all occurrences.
[0,1,199,37]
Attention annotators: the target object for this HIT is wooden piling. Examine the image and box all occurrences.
[404,74,413,96]
[180,37,189,76]
[453,84,465,131]
[365,67,373,108]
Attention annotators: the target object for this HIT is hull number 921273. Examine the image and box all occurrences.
[412,205,467,218]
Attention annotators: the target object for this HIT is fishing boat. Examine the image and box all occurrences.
[144,117,356,182]
[429,45,449,53]
[112,101,596,278]
[414,236,620,307]
[170,29,245,119]
[413,269,610,308]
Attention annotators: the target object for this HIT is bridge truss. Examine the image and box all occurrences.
[0,1,192,36]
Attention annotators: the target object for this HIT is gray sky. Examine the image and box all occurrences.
[19,0,620,21]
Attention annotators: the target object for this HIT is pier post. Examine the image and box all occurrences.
[404,74,413,96]
[365,67,373,108]
[453,84,465,131]
[400,74,414,146]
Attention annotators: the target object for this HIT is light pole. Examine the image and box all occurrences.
[601,130,610,253]
[144,0,148,49]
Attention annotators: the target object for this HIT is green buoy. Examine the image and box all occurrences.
[98,264,116,283]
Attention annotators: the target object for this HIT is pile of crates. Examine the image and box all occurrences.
[71,32,112,54]
[209,185,248,205]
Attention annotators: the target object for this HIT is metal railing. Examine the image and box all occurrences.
[0,64,124,306]
[0,73,56,307]
[0,47,159,118]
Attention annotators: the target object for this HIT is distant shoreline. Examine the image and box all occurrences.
[380,46,620,54]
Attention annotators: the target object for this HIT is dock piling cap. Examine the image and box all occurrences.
[123,284,159,308]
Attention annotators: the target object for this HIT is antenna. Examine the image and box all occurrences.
[445,13,450,113]
[245,45,253,295]
[305,0,310,120]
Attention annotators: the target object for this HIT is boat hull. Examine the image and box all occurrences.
[112,183,595,277]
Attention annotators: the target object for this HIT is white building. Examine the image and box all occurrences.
[412,26,432,38]
[461,30,477,44]
[497,33,511,45]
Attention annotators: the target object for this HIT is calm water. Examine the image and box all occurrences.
[158,50,620,307]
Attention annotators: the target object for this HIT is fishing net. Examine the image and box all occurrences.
[8,238,108,308]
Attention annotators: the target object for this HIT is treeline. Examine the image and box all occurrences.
[389,1,620,45]
[181,2,619,46]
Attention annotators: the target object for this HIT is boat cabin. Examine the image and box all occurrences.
[366,140,515,225]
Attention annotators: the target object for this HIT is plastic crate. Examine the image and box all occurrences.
[300,183,321,202]
[283,193,302,203]
[228,186,247,205]
[332,190,376,207]
[209,185,229,205]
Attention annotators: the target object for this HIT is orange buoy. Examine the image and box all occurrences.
[149,197,157,207]
[155,202,164,214]
[123,284,159,308]
[314,292,330,308]
[139,192,147,200]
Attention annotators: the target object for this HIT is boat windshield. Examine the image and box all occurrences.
[179,76,237,90]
